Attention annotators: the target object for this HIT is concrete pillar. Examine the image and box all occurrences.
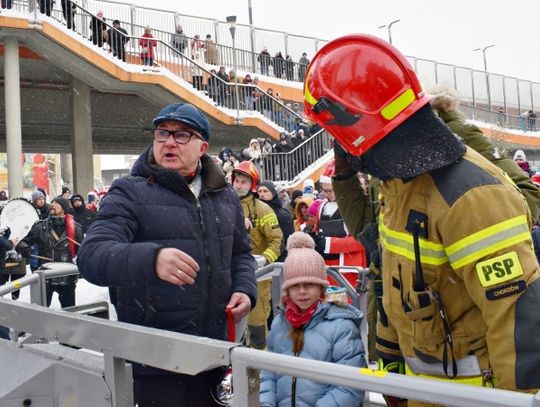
[4,37,24,198]
[70,78,94,195]
[93,155,102,188]
[60,154,73,188]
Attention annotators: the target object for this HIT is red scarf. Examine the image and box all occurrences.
[285,297,320,329]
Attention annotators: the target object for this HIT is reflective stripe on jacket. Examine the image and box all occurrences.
[377,147,540,392]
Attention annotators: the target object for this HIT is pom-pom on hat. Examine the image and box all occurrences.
[282,232,328,291]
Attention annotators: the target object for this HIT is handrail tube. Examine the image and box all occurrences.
[230,346,539,407]
[0,298,234,375]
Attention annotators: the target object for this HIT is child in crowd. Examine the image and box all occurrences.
[259,232,365,407]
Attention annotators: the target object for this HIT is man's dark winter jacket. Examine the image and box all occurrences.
[78,148,257,366]
[264,195,294,262]
[70,194,96,233]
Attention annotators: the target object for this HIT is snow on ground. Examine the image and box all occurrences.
[7,266,117,320]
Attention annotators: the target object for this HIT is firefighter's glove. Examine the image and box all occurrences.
[357,222,380,267]
[333,141,364,178]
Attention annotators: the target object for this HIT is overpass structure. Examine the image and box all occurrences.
[1,2,540,195]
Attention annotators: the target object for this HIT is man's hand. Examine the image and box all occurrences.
[226,292,251,322]
[155,248,199,286]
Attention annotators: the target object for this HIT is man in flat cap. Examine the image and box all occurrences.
[78,103,257,407]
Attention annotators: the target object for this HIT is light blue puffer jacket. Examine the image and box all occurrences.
[259,302,366,407]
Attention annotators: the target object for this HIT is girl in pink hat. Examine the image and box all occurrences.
[259,232,365,406]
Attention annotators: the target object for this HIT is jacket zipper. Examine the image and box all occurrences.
[291,351,299,407]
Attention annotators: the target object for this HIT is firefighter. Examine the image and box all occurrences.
[232,161,283,350]
[303,34,540,405]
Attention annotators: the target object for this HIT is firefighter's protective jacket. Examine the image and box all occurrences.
[373,147,540,392]
[436,108,540,222]
[240,194,283,264]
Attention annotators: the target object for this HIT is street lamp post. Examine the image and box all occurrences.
[227,15,241,122]
[378,19,400,44]
[473,44,495,110]
[247,0,256,72]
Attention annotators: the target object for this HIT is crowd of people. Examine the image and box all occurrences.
[0,186,105,309]
[4,11,540,403]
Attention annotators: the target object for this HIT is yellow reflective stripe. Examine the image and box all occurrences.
[381,88,416,120]
[304,81,318,106]
[262,248,278,263]
[405,365,484,387]
[446,215,531,269]
[379,219,448,266]
[259,213,279,227]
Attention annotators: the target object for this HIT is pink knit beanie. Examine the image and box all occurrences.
[308,199,324,217]
[282,232,328,291]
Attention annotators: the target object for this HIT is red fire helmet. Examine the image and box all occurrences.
[304,34,431,156]
[232,161,260,192]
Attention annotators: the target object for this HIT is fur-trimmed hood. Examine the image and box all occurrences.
[428,83,460,113]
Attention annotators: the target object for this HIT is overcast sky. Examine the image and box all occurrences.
[120,0,540,83]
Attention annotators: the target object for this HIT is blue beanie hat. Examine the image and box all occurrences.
[152,103,211,141]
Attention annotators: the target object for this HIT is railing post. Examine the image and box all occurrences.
[130,4,137,48]
[284,32,289,59]
[213,19,220,59]
[81,0,89,39]
[250,26,256,74]
[502,77,507,114]
[452,66,457,92]
[433,62,438,85]
[231,349,258,406]
[516,80,521,114]
[314,38,319,53]
[471,70,476,107]
[530,81,534,111]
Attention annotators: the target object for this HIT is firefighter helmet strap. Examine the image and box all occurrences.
[312,97,361,127]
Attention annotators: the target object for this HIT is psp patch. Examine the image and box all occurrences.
[475,251,524,287]
[485,280,526,301]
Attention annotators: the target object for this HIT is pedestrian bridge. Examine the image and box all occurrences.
[1,6,540,194]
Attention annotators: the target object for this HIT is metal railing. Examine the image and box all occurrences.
[461,103,538,132]
[1,263,539,406]
[260,128,333,183]
[6,0,304,130]
[9,0,540,117]
[40,0,540,115]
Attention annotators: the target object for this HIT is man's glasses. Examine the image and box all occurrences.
[322,188,334,193]
[153,128,203,144]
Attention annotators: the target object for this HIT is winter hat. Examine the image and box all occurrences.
[303,179,315,197]
[31,189,45,202]
[51,197,70,215]
[308,199,324,218]
[291,189,303,204]
[62,186,71,195]
[153,103,211,141]
[318,159,335,185]
[259,180,277,199]
[514,150,526,161]
[282,232,329,291]
[70,194,85,206]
